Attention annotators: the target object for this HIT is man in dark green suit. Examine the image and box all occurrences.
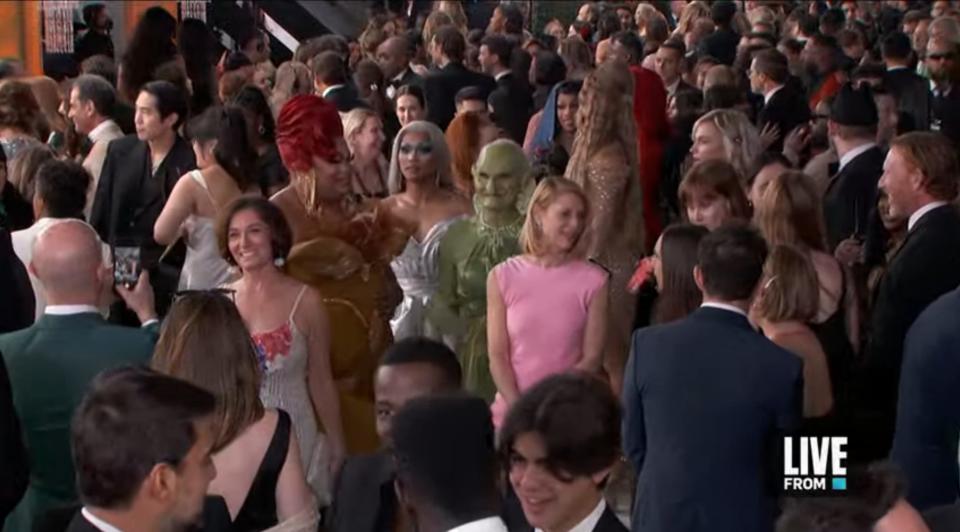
[1,220,159,532]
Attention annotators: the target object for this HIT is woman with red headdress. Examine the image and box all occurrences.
[271,94,408,453]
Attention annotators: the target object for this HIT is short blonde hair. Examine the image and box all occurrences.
[755,244,820,323]
[342,107,381,153]
[693,109,762,184]
[520,177,590,257]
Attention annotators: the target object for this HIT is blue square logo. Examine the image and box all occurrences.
[832,478,847,491]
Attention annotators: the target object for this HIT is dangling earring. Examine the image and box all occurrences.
[274,257,286,268]
[258,124,266,135]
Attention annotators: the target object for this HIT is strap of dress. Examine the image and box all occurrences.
[288,286,308,322]
[232,410,292,529]
[190,169,218,209]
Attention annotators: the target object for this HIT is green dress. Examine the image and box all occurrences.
[428,214,522,402]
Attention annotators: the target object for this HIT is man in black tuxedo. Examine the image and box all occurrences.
[65,367,216,532]
[312,51,366,113]
[926,37,960,146]
[861,132,960,463]
[377,35,423,101]
[328,338,463,532]
[480,34,532,144]
[881,31,931,132]
[892,287,960,512]
[423,26,495,131]
[823,83,884,251]
[624,224,802,532]
[698,0,740,66]
[89,80,195,319]
[500,373,628,532]
[655,39,696,99]
[751,48,812,153]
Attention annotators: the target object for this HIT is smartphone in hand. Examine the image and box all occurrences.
[112,245,141,288]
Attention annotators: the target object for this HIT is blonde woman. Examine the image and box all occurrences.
[487,177,608,427]
[270,61,313,117]
[434,0,468,35]
[565,59,643,396]
[753,245,834,419]
[673,1,712,38]
[691,109,763,187]
[754,171,859,412]
[343,108,388,198]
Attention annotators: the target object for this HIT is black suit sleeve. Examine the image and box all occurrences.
[0,353,28,521]
[0,230,33,333]
[90,140,118,243]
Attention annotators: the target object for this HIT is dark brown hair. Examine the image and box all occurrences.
[499,372,621,482]
[678,160,752,221]
[653,224,709,324]
[217,196,293,266]
[0,80,44,138]
[152,292,264,451]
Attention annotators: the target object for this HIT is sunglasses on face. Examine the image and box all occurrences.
[399,142,433,156]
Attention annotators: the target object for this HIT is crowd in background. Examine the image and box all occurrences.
[2,0,960,531]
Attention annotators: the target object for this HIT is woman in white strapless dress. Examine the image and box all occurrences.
[154,106,260,290]
[382,121,473,342]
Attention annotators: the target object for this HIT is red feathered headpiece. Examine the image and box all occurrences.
[275,94,344,172]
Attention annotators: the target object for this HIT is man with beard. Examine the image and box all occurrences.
[927,37,960,145]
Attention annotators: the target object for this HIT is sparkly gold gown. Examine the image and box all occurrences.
[566,143,645,393]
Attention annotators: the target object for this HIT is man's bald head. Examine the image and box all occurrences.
[377,36,412,80]
[31,220,104,302]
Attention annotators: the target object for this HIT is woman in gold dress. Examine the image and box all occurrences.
[271,94,407,453]
[565,59,645,395]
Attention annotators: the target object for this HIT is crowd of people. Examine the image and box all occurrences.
[1,0,960,531]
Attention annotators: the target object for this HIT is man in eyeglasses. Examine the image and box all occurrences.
[927,37,960,145]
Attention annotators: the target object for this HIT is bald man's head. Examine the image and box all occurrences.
[377,36,412,80]
[31,220,105,303]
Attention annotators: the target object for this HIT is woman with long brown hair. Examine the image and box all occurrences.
[678,159,752,230]
[153,291,319,529]
[564,58,644,395]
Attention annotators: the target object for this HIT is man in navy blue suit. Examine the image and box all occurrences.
[623,223,803,532]
[891,287,960,512]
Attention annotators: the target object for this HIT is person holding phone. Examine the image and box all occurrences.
[0,220,157,532]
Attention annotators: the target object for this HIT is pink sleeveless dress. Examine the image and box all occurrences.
[490,256,608,426]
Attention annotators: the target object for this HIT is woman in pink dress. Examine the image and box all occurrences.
[487,177,609,426]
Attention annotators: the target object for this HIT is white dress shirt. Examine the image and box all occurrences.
[763,84,785,105]
[908,201,949,232]
[447,516,510,532]
[535,499,607,532]
[700,301,749,318]
[13,218,59,320]
[321,84,345,98]
[837,142,877,173]
[45,304,100,315]
[81,508,124,532]
[87,119,122,144]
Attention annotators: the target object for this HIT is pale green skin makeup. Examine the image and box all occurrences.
[429,140,531,402]
[473,140,530,214]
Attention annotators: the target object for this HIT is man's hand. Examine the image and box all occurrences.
[116,271,157,324]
